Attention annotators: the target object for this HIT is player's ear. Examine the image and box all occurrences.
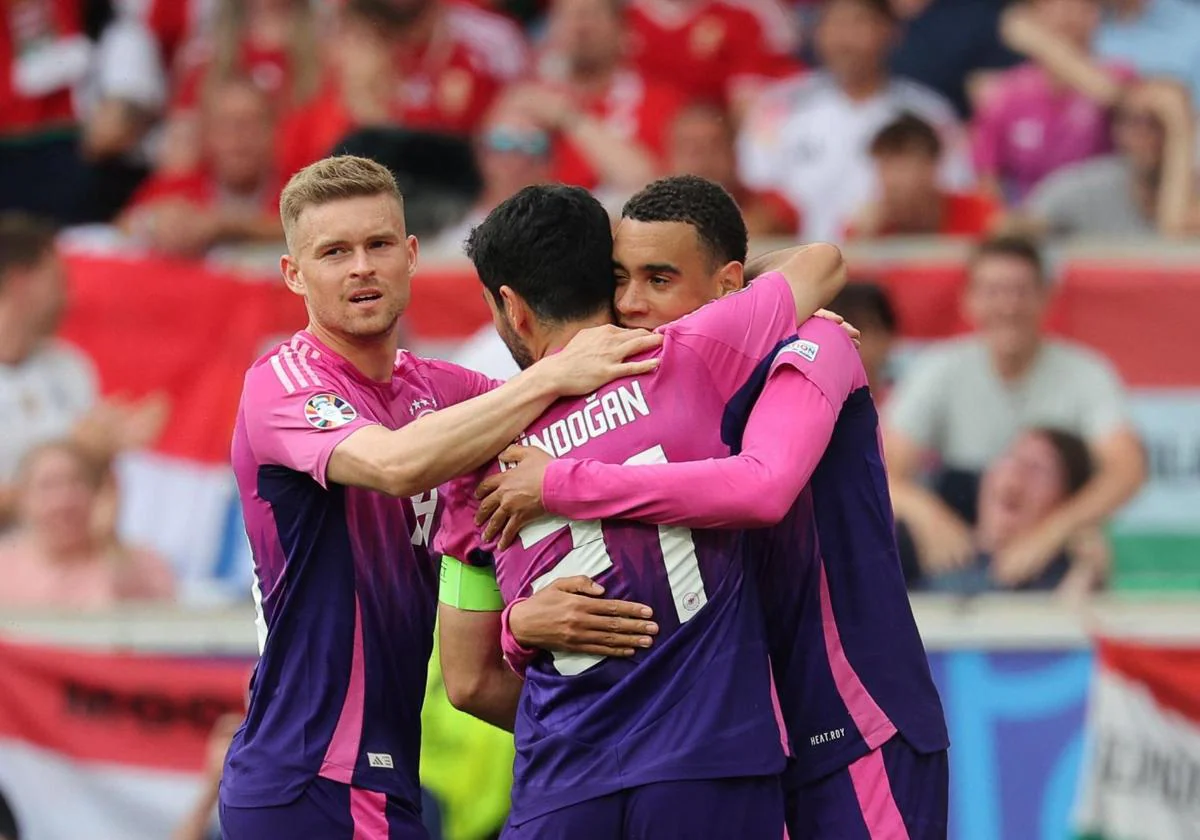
[716,260,745,296]
[406,234,419,277]
[280,254,304,296]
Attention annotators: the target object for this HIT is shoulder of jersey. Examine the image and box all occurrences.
[252,338,336,395]
[444,2,529,78]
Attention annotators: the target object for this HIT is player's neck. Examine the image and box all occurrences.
[539,312,615,357]
[308,322,401,383]
[28,529,95,565]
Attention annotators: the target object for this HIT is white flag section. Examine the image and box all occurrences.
[0,639,248,840]
[1073,640,1200,840]
[0,741,201,840]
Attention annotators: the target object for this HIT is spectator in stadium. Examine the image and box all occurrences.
[899,427,1110,594]
[826,282,898,399]
[156,0,321,175]
[1094,0,1200,108]
[1019,78,1198,237]
[119,78,284,257]
[0,441,175,609]
[848,113,999,239]
[428,93,554,256]
[883,235,1146,589]
[173,713,242,840]
[506,0,683,199]
[973,0,1135,204]
[0,0,92,224]
[275,0,528,177]
[625,0,798,113]
[75,12,170,220]
[0,214,167,526]
[737,0,972,242]
[889,0,1022,119]
[666,103,801,237]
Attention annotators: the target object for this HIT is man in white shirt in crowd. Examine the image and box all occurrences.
[737,0,972,242]
[883,234,1146,589]
[0,213,166,524]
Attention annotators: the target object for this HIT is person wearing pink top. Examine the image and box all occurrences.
[219,155,659,840]
[0,440,174,610]
[474,176,949,839]
[973,0,1136,202]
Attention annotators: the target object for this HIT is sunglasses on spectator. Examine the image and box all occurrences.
[483,129,551,157]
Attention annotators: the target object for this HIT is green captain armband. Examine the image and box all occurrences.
[439,555,505,611]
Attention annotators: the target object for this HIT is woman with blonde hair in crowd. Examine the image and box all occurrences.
[0,441,174,609]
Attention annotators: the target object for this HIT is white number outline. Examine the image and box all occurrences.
[520,445,706,676]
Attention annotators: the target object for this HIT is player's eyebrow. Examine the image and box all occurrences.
[640,262,681,275]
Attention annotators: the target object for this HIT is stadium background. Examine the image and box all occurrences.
[1,0,1199,838]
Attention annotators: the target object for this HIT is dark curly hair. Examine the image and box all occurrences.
[620,175,749,268]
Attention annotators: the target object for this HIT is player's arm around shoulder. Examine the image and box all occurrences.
[749,242,848,325]
[326,328,664,498]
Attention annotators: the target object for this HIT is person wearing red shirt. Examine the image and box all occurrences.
[0,0,92,222]
[120,78,284,257]
[666,102,801,236]
[276,0,528,178]
[848,113,998,240]
[157,0,323,175]
[625,0,799,112]
[501,0,685,199]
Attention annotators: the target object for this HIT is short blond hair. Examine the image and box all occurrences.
[280,155,403,250]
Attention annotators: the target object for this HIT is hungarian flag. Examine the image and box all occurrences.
[0,638,249,840]
[1073,639,1200,840]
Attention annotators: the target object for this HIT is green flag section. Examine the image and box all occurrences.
[1110,393,1200,591]
[1072,640,1200,840]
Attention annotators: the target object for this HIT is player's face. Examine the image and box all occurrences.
[613,219,742,330]
[977,431,1069,549]
[282,193,417,342]
[964,254,1046,358]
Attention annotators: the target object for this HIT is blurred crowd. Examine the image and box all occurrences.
[2,0,1184,612]
[5,0,1200,247]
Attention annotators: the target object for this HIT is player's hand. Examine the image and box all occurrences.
[908,498,975,575]
[990,517,1070,588]
[509,576,658,657]
[541,324,662,396]
[813,308,861,346]
[475,445,553,549]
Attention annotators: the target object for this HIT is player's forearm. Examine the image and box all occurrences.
[545,373,837,528]
[777,243,847,324]
[438,605,521,731]
[375,368,562,497]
